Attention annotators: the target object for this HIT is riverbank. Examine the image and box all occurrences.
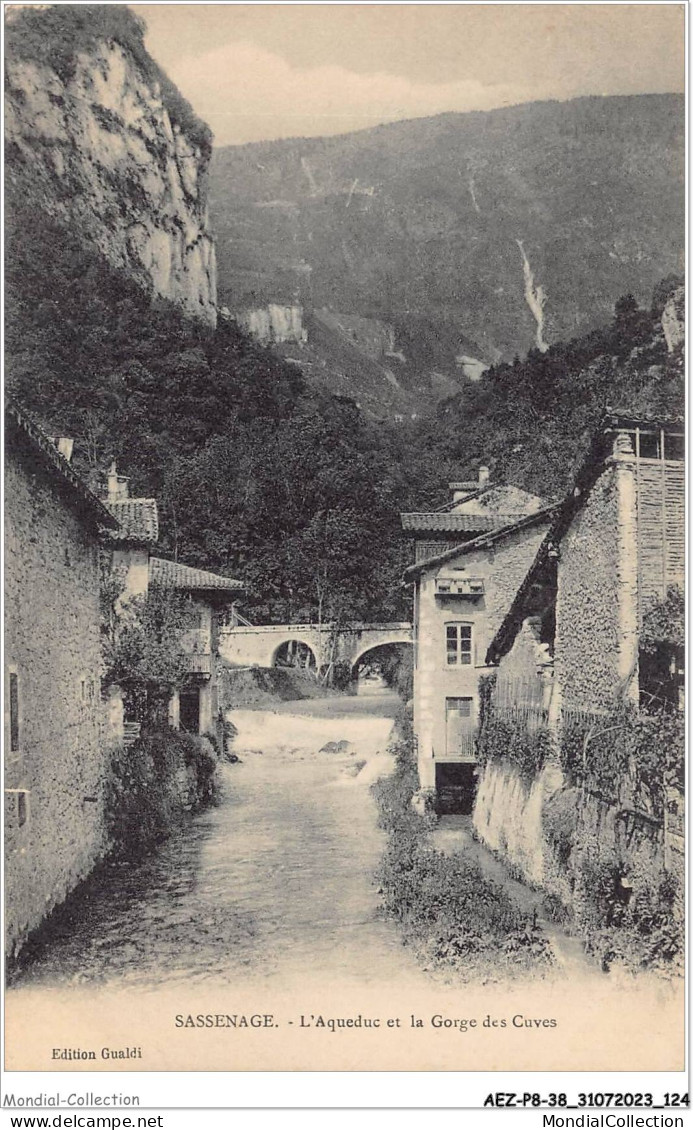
[371,729,558,985]
[6,692,683,1072]
[221,663,349,710]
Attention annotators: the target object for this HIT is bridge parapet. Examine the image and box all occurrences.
[218,622,412,670]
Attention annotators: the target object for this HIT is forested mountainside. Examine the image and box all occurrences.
[6,200,683,623]
[210,95,684,415]
[4,6,684,625]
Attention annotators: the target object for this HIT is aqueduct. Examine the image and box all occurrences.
[219,622,412,673]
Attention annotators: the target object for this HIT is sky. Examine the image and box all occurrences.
[132,4,685,147]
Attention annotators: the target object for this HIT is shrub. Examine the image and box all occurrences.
[331,659,355,692]
[559,706,684,812]
[571,840,684,977]
[542,787,579,866]
[104,730,218,858]
[371,731,554,981]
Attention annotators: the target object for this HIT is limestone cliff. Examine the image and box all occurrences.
[5,7,217,326]
[233,304,307,347]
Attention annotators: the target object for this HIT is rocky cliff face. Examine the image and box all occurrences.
[5,19,217,326]
[233,303,307,346]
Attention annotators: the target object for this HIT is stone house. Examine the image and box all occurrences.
[149,556,244,747]
[5,402,118,956]
[401,474,553,813]
[401,466,544,565]
[486,411,685,721]
[102,462,159,598]
[475,412,685,890]
[101,468,244,749]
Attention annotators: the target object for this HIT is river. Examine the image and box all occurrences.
[6,688,682,1072]
[9,688,428,992]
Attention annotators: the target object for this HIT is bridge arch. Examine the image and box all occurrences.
[351,636,413,672]
[271,637,318,670]
[350,637,411,668]
[219,621,411,673]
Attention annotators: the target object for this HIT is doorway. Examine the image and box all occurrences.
[179,687,200,733]
[445,696,475,759]
[435,762,477,816]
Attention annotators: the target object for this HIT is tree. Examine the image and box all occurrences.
[101,567,199,724]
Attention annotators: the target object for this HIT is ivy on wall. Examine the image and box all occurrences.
[559,707,684,815]
[476,666,684,976]
[476,713,553,785]
[640,585,684,652]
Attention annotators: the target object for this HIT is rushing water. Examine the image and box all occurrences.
[7,690,683,1076]
[9,691,430,992]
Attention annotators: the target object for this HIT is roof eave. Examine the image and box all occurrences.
[403,504,559,582]
[6,400,119,531]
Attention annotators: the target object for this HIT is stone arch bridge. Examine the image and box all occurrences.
[219,622,412,672]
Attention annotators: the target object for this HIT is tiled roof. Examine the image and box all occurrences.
[403,504,560,581]
[603,407,685,429]
[6,400,118,531]
[104,498,159,544]
[150,556,244,593]
[401,512,528,533]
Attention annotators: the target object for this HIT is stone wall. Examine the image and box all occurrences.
[5,447,106,956]
[473,757,671,923]
[554,465,625,712]
[474,760,564,887]
[110,546,150,599]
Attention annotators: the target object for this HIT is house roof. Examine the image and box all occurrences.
[484,528,558,665]
[149,556,244,594]
[104,498,159,544]
[402,483,545,533]
[603,407,685,430]
[6,400,119,532]
[403,504,560,581]
[484,407,685,665]
[401,511,528,534]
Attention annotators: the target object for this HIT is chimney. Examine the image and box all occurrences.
[57,438,74,463]
[106,461,130,502]
[448,467,491,503]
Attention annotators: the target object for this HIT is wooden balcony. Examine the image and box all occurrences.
[180,629,213,677]
[185,651,213,676]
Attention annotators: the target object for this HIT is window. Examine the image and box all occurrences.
[446,623,472,665]
[445,698,476,762]
[664,433,685,462]
[9,672,19,752]
[446,696,472,717]
[637,431,660,460]
[184,594,204,628]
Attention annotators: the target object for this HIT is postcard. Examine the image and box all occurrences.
[3,0,685,1092]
